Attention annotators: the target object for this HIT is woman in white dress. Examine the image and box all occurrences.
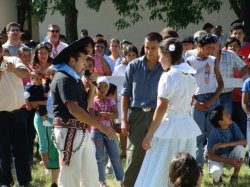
[134,38,201,187]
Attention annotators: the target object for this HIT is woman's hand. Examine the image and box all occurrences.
[142,133,153,150]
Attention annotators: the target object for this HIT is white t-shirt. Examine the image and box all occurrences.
[0,56,27,111]
[185,55,217,95]
[112,64,127,76]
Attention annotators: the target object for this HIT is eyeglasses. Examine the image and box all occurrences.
[49,30,60,33]
[10,29,20,32]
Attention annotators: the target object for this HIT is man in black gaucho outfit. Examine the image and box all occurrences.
[50,37,116,187]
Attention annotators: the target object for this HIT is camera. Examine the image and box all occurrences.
[0,59,8,71]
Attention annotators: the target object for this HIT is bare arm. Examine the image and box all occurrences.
[212,139,246,150]
[6,63,30,79]
[121,95,130,136]
[240,65,249,76]
[242,92,250,115]
[97,103,118,120]
[100,57,112,76]
[142,97,168,150]
[66,100,116,139]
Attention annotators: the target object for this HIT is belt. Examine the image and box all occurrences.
[132,107,154,112]
[196,93,214,98]
[52,117,87,166]
[53,117,88,130]
[220,91,232,96]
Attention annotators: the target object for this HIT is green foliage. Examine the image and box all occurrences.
[86,0,224,30]
[32,0,76,22]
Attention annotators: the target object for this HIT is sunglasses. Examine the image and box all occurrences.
[10,29,20,32]
[49,30,60,33]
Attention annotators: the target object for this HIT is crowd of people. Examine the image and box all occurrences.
[0,20,250,187]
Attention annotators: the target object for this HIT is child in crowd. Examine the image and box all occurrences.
[105,83,118,176]
[112,44,138,76]
[169,152,202,187]
[185,33,224,169]
[241,77,250,167]
[90,77,124,187]
[109,38,122,66]
[112,44,138,159]
[24,71,52,127]
[34,67,59,187]
[208,105,246,186]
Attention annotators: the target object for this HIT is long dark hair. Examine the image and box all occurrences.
[169,152,200,187]
[32,43,50,69]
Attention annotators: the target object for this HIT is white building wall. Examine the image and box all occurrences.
[0,1,17,31]
[39,1,237,48]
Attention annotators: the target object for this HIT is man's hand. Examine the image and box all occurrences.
[121,120,130,136]
[195,102,208,112]
[101,125,116,139]
[212,143,228,150]
[227,158,243,169]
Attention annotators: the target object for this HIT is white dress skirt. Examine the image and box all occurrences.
[134,63,201,187]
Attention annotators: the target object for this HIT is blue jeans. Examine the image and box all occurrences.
[91,131,124,182]
[191,93,220,167]
[219,92,232,115]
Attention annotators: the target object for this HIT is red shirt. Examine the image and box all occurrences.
[232,42,250,102]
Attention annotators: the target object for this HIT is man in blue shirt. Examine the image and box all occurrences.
[121,32,163,187]
[208,105,246,186]
[242,77,250,167]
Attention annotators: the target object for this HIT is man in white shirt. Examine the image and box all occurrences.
[0,54,31,187]
[47,24,68,58]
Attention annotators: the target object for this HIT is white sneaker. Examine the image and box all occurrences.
[43,120,53,127]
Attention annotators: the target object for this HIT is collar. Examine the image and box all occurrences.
[171,63,197,74]
[52,63,80,82]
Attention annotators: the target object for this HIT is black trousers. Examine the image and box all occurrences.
[21,108,36,164]
[0,110,31,186]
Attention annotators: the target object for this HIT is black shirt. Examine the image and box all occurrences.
[25,84,45,101]
[50,71,88,119]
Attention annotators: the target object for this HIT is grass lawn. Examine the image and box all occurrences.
[12,157,250,187]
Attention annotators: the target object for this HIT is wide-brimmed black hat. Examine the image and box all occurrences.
[52,36,93,64]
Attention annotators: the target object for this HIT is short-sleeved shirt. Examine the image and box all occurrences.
[207,123,244,156]
[242,78,250,106]
[185,55,217,95]
[112,64,127,76]
[219,50,246,93]
[2,42,26,56]
[121,56,163,108]
[92,97,116,131]
[0,56,27,111]
[50,71,88,119]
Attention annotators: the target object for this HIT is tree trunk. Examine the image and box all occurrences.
[65,0,78,44]
[243,0,250,41]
